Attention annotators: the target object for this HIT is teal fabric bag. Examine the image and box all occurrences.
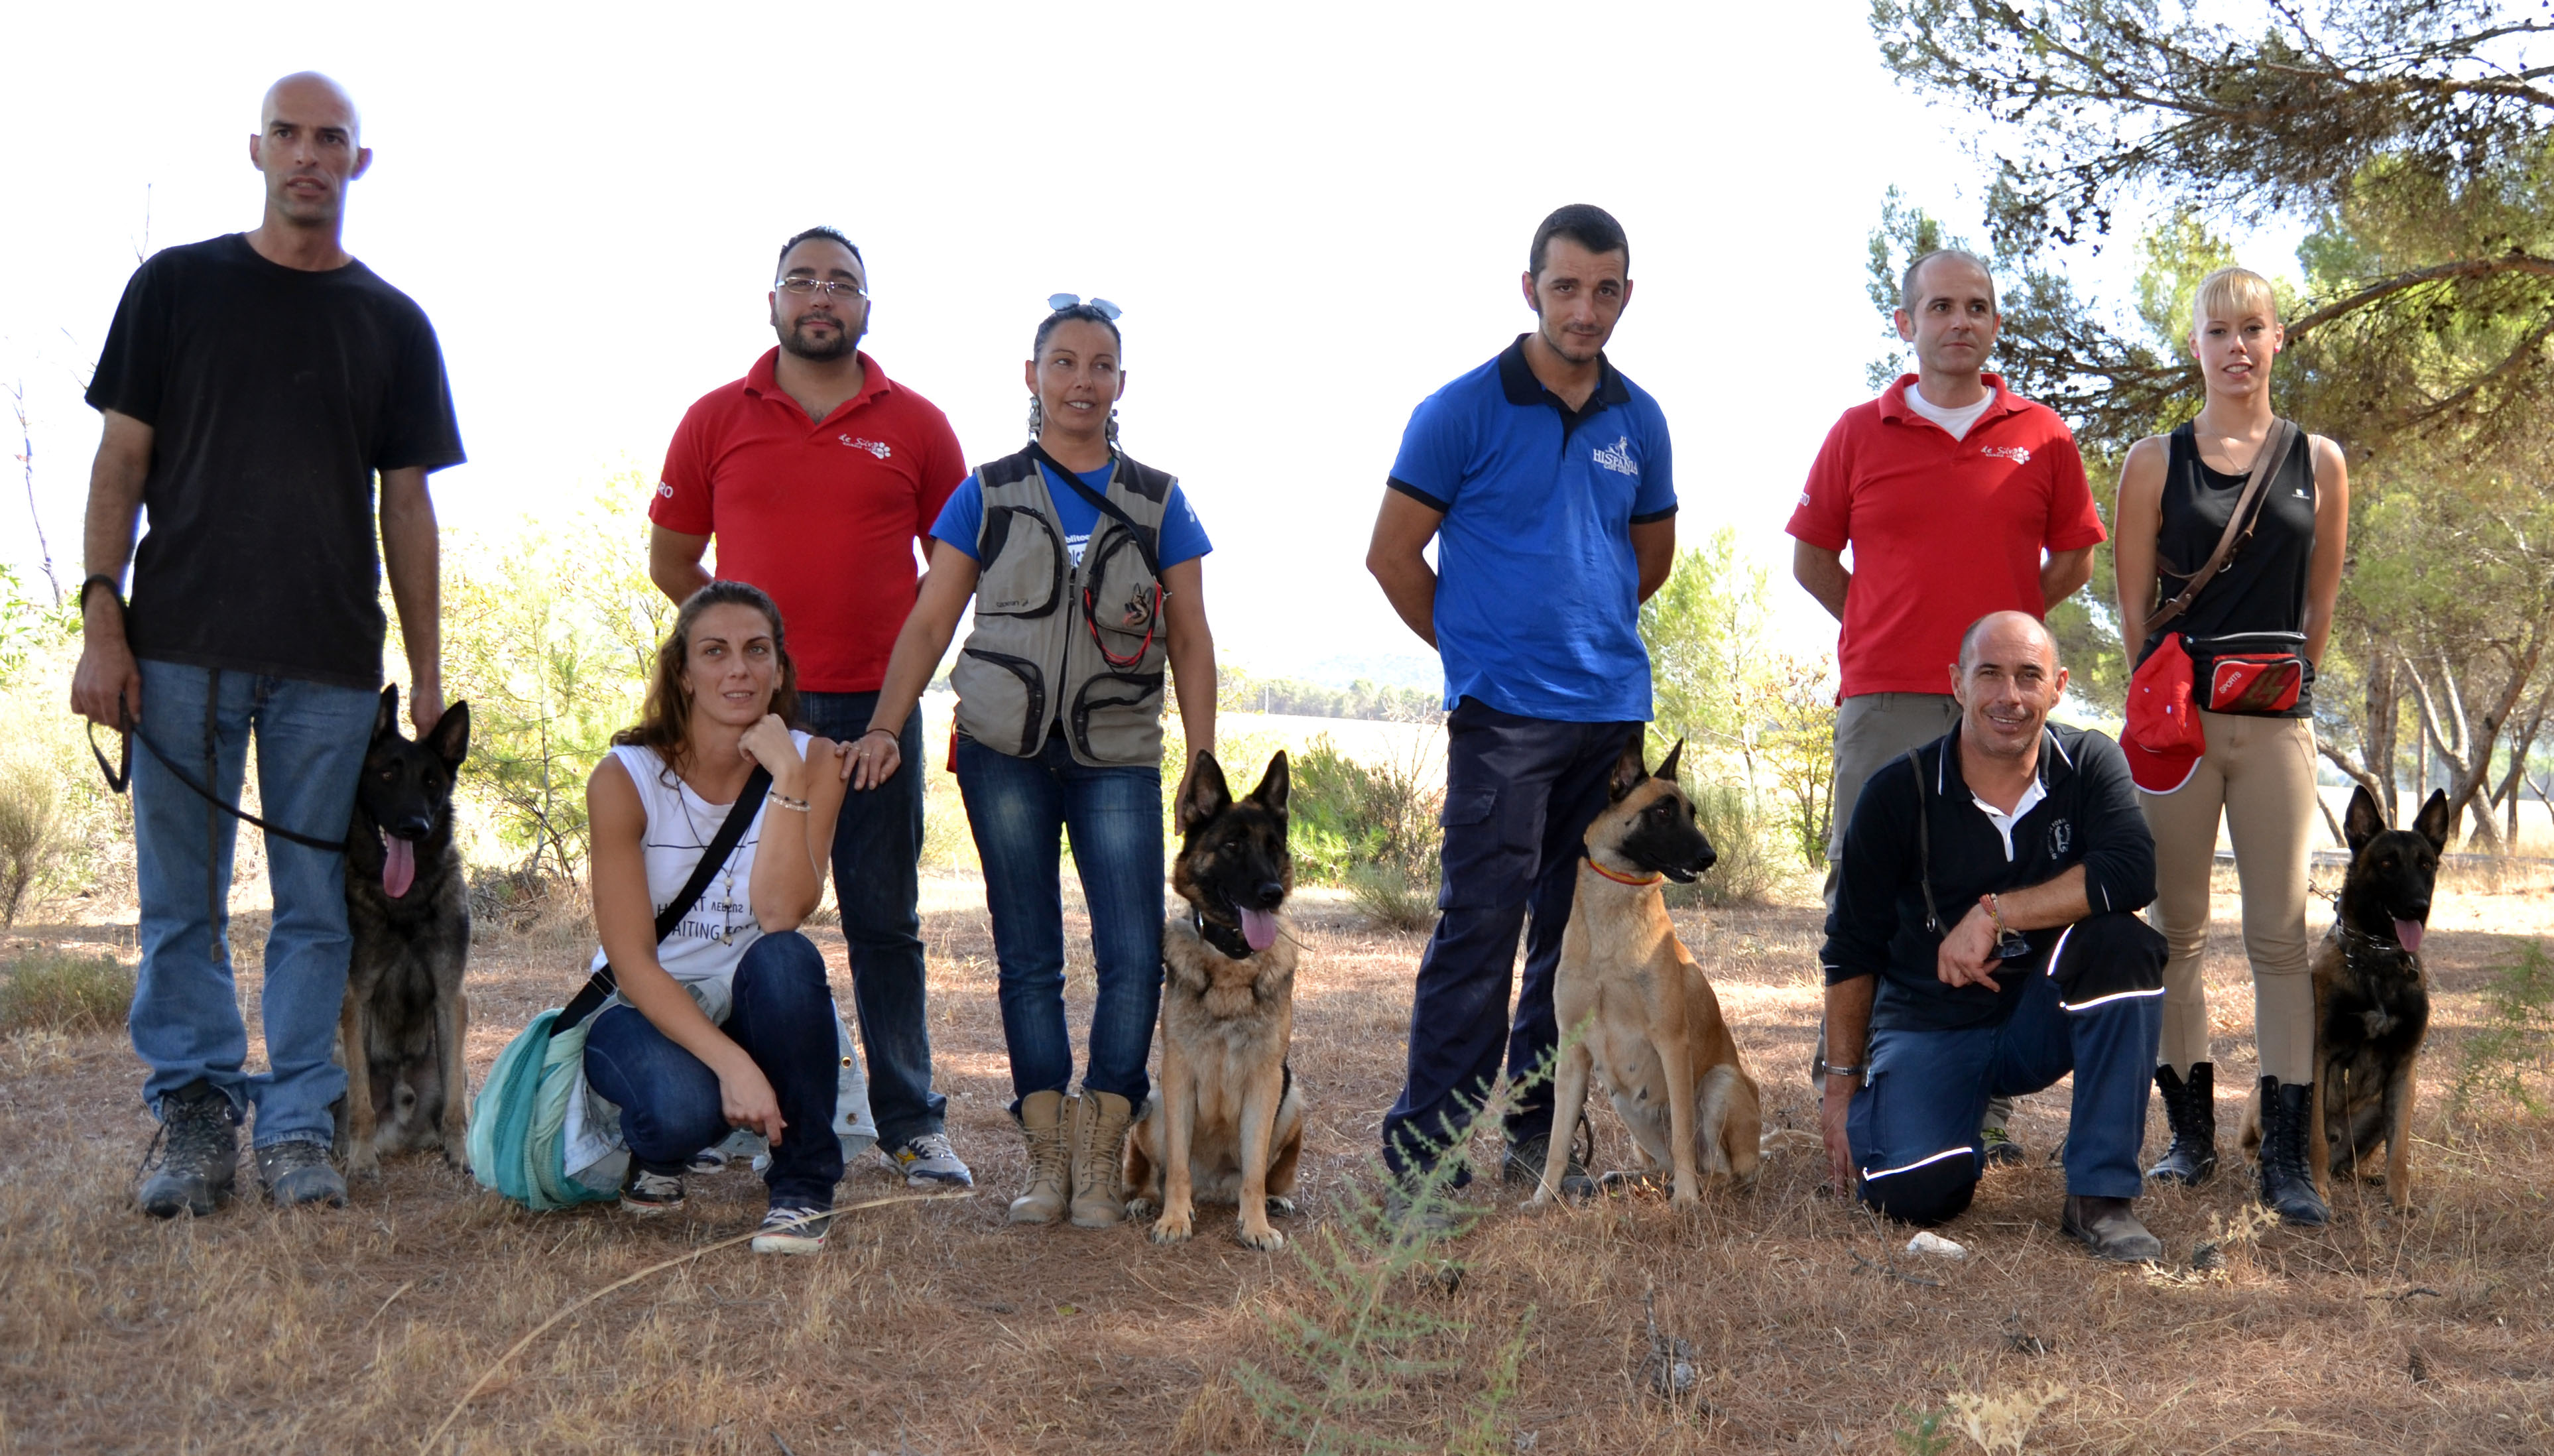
[471,1007,617,1211]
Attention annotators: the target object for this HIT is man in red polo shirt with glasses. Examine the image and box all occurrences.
[1788,247,2105,1168]
[648,225,974,1189]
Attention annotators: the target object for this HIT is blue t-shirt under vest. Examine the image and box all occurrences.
[930,458,1211,569]
[1387,335,1676,722]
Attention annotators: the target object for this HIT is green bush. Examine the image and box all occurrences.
[0,948,135,1034]
[2451,939,2554,1120]
[0,753,62,926]
[1347,863,1435,932]
[1666,783,1781,908]
[1290,734,1441,888]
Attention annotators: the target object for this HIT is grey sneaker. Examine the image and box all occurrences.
[888,1132,973,1189]
[751,1205,831,1255]
[255,1140,347,1209]
[619,1165,686,1215]
[1502,1133,1595,1199]
[138,1081,239,1219]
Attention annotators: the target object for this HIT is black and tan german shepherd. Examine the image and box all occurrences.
[336,684,473,1176]
[1124,751,1306,1250]
[2313,785,2448,1209]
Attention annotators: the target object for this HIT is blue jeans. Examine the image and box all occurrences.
[583,932,845,1209]
[954,732,1163,1110]
[127,660,376,1148]
[1849,914,2165,1224]
[1382,698,1636,1182]
[795,691,943,1148]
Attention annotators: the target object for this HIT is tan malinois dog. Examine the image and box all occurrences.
[1528,732,1760,1209]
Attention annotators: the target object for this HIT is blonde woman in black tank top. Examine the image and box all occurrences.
[2112,267,2349,1227]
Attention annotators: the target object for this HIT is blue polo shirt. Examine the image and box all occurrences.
[1388,335,1675,722]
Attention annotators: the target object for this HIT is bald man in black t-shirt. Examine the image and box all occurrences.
[72,73,465,1218]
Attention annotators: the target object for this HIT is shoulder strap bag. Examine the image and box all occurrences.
[551,762,773,1038]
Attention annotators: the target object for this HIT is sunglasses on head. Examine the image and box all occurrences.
[1046,293,1123,320]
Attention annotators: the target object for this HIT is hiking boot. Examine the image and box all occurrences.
[2061,1194,2163,1262]
[1980,1126,2028,1168]
[2146,1063,2219,1186]
[1067,1089,1134,1228]
[750,1205,831,1255]
[1380,1182,1470,1243]
[2254,1076,2330,1227]
[888,1132,975,1189]
[137,1080,239,1219]
[1502,1132,1595,1200]
[255,1140,347,1209]
[1008,1090,1073,1226]
[619,1164,686,1216]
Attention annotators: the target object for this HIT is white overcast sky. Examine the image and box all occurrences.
[2,1,2266,682]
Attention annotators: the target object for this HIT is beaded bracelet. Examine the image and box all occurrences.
[766,790,811,813]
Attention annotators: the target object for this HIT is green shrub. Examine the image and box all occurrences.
[1290,733,1441,888]
[1668,783,1780,908]
[0,753,62,926]
[2451,939,2554,1120]
[0,948,135,1034]
[1347,863,1436,932]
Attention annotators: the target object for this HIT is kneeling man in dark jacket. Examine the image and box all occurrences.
[1817,611,2167,1260]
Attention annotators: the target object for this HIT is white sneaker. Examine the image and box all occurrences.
[887,1132,973,1189]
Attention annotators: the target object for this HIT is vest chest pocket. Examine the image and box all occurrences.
[1069,670,1165,763]
[1079,525,1165,668]
[976,507,1066,619]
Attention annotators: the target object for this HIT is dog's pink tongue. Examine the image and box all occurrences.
[383,833,416,899]
[2395,918,2425,954]
[1240,907,1278,953]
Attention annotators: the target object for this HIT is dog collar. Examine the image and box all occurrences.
[1192,906,1255,960]
[1584,857,1663,888]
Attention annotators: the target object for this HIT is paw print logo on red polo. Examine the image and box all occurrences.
[839,436,893,459]
[1980,444,2032,463]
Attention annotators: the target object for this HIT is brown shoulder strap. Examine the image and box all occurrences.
[2147,418,2297,636]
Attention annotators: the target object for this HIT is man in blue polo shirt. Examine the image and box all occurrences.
[1367,204,1675,1220]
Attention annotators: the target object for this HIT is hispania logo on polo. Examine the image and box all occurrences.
[1591,436,1640,476]
[841,436,893,459]
[1981,444,2032,463]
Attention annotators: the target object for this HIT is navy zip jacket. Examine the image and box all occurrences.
[1822,720,2157,1032]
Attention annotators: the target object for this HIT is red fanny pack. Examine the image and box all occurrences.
[2205,654,2305,715]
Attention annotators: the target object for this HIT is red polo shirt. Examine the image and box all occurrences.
[1787,374,2104,698]
[654,349,966,692]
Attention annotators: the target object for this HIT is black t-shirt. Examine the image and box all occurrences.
[86,233,465,689]
[2136,422,2317,717]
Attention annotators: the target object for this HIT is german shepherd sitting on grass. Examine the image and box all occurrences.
[1527,732,1761,1210]
[1125,751,1306,1250]
[336,684,473,1176]
[2244,785,2446,1213]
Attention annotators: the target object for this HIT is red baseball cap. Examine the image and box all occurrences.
[2123,635,2205,794]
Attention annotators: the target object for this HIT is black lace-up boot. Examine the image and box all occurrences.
[2145,1063,2218,1186]
[2254,1075,2330,1227]
[137,1080,239,1218]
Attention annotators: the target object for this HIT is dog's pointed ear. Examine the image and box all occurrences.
[2344,783,2386,855]
[1251,750,1290,817]
[2413,788,2453,854]
[1607,727,1650,803]
[1178,751,1232,833]
[426,700,471,769]
[1656,738,1685,786]
[374,683,401,739]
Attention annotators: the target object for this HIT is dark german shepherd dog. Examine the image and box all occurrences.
[2314,785,2449,1210]
[1125,751,1306,1250]
[337,684,473,1176]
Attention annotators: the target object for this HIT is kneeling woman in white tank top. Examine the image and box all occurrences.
[581,581,853,1254]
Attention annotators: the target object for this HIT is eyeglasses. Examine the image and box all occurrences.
[1047,293,1122,319]
[776,277,869,299]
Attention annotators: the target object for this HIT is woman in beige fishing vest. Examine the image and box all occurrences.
[852,296,1218,1229]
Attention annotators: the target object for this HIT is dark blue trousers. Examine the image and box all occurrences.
[1382,699,1636,1182]
[796,692,944,1149]
[1849,913,2164,1224]
[584,932,845,1209]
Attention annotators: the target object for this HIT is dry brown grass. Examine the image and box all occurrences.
[3,874,2553,1453]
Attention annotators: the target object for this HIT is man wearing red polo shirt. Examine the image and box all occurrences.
[649,226,973,1189]
[1788,248,2104,1165]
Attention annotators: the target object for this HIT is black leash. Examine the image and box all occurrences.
[86,692,346,854]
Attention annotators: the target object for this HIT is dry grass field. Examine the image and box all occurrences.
[3,865,2553,1454]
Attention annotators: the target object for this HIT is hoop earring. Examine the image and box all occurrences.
[1026,397,1044,440]
[1105,407,1121,450]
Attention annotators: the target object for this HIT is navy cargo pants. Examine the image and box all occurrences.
[1849,912,2166,1225]
[1381,698,1636,1183]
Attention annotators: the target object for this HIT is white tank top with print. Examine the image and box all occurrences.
[586,734,808,995]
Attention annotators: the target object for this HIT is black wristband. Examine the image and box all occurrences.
[78,574,125,612]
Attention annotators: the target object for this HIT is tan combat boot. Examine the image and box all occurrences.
[1067,1088,1134,1229]
[1008,1090,1074,1225]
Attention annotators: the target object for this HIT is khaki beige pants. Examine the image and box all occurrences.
[2136,710,2318,1085]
